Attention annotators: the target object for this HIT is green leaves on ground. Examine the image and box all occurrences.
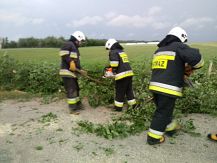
[38,112,57,123]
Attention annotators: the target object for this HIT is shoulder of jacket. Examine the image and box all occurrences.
[110,49,119,54]
[172,42,190,49]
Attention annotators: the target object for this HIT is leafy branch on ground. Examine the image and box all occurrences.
[38,112,58,123]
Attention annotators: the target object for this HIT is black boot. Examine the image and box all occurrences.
[147,135,165,145]
[77,101,84,110]
[114,106,123,112]
[68,104,80,115]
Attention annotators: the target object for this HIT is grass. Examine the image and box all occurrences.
[0,42,216,68]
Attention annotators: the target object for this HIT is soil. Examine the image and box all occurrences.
[0,99,216,163]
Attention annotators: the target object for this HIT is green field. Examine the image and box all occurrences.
[0,42,216,69]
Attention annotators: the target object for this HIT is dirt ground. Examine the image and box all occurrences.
[0,99,216,163]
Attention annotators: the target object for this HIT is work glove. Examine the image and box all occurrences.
[69,61,76,71]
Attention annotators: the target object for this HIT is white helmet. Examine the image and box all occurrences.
[168,27,188,43]
[72,31,86,42]
[105,38,118,50]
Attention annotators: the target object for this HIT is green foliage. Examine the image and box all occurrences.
[0,54,17,90]
[38,112,58,123]
[175,60,217,115]
[26,63,61,94]
[85,38,106,47]
[35,146,43,150]
[180,119,201,137]
[2,36,108,48]
[0,54,61,94]
[79,66,114,107]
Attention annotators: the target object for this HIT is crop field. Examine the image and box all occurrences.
[0,42,216,68]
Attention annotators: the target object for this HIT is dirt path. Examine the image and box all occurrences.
[0,99,216,163]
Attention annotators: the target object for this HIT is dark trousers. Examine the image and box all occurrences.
[150,93,176,132]
[115,77,135,104]
[62,77,79,100]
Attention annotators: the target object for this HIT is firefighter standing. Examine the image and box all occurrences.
[105,39,136,111]
[147,27,204,145]
[59,31,86,114]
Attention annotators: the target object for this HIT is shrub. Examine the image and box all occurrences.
[0,55,61,94]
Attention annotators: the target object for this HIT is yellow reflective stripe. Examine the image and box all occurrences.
[70,52,78,58]
[110,64,118,67]
[119,53,129,63]
[149,85,182,97]
[114,101,124,107]
[110,61,119,67]
[150,82,182,92]
[59,50,69,56]
[67,97,80,104]
[148,132,163,139]
[115,71,134,80]
[153,55,175,60]
[128,99,136,105]
[193,58,204,69]
[154,51,176,56]
[59,69,77,78]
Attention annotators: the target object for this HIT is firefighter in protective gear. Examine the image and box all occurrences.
[59,31,86,114]
[105,39,136,111]
[147,27,204,145]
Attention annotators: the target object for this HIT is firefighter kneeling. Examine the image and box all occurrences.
[147,27,204,145]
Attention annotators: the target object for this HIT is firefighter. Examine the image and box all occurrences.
[147,27,204,145]
[207,133,217,142]
[59,31,87,114]
[105,39,136,111]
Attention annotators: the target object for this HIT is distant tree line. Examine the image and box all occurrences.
[1,37,107,48]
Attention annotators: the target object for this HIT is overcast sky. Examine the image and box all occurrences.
[0,0,217,42]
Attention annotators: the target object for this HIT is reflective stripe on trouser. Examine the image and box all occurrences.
[115,77,135,107]
[150,93,176,132]
[149,82,183,97]
[62,77,80,105]
[127,99,136,105]
[114,100,124,107]
[148,128,164,139]
[67,97,80,105]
